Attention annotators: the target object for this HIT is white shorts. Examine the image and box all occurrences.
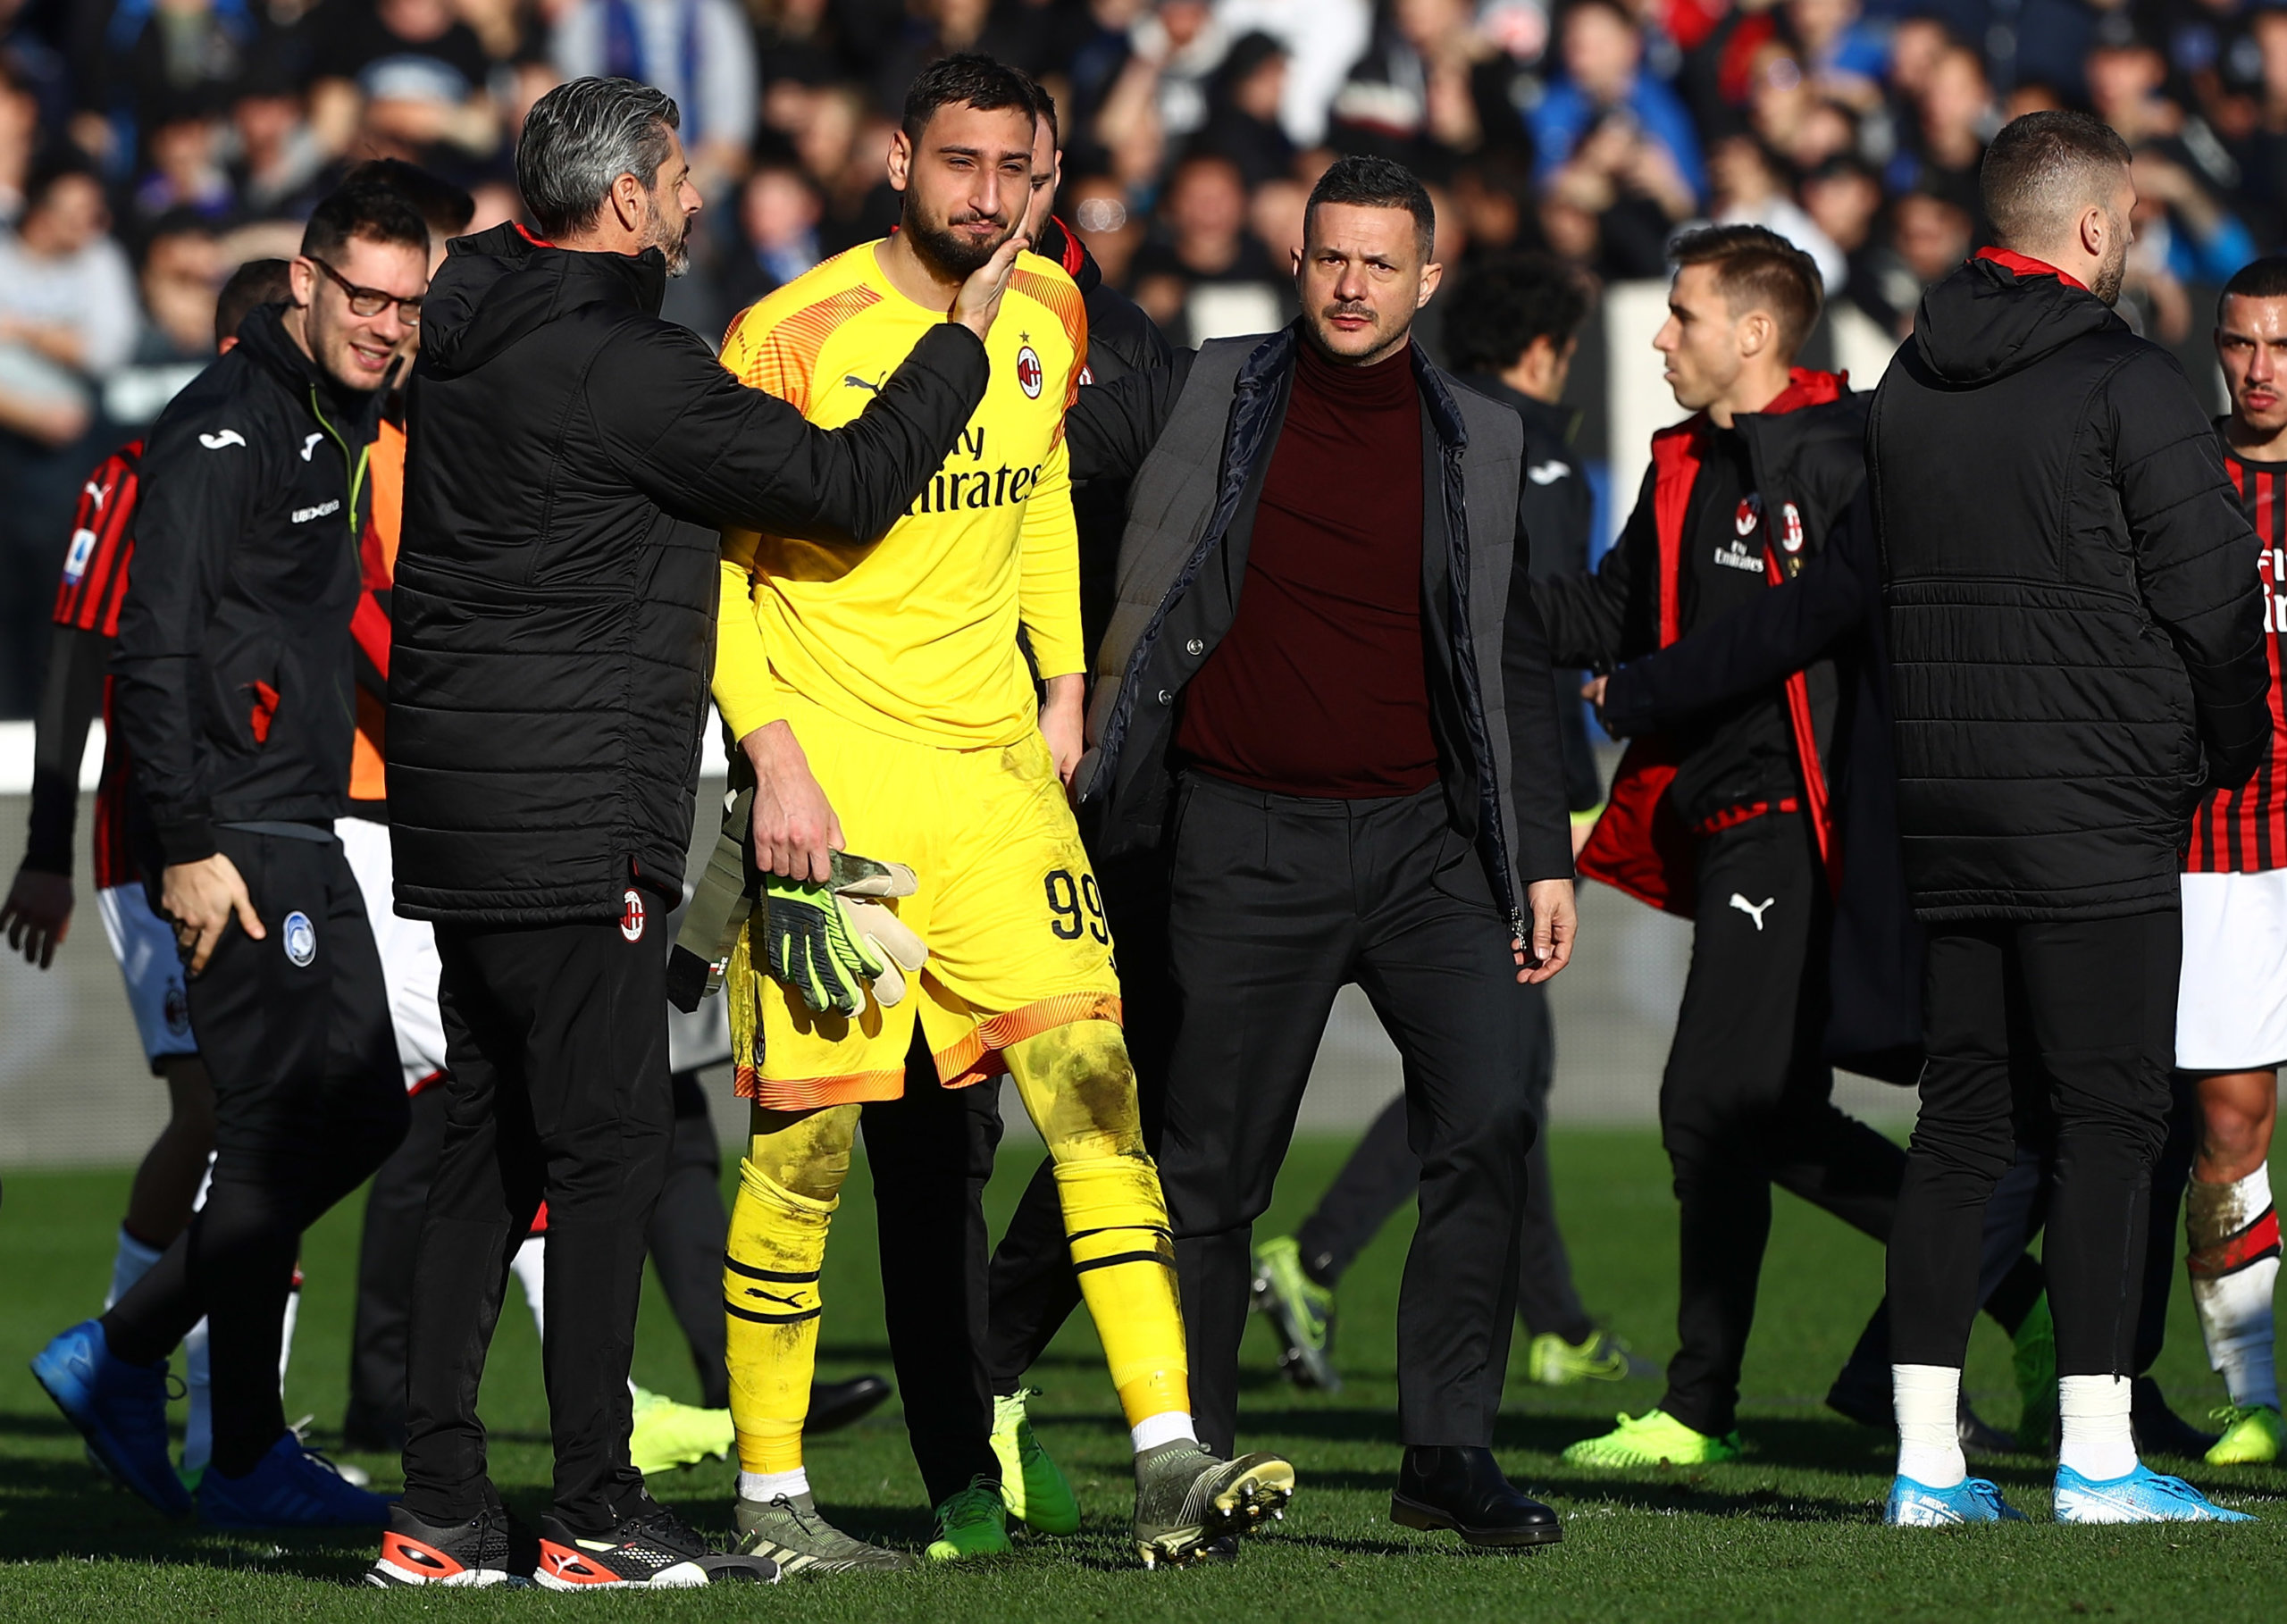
[336,815,449,1092]
[2178,869,2287,1071]
[96,883,197,1070]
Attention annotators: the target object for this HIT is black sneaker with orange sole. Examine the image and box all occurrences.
[366,1503,533,1588]
[534,1504,780,1590]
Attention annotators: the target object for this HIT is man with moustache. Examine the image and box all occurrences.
[1058,153,1578,1549]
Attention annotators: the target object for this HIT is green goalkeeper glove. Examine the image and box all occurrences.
[763,850,927,1017]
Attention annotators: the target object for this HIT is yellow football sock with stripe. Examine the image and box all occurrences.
[1006,1022,1192,1430]
[725,1105,860,1477]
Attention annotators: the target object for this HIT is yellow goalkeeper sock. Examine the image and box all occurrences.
[1007,1022,1192,1428]
[725,1105,859,1476]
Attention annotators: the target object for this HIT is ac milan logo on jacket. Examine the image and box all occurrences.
[1780,501,1805,554]
[1016,345,1043,398]
[1734,494,1762,536]
[620,888,645,942]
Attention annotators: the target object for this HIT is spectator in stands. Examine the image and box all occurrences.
[1198,31,1293,188]
[130,97,232,230]
[721,158,823,311]
[2086,30,2256,295]
[73,0,253,175]
[1542,103,1697,280]
[105,210,220,427]
[1065,170,1144,288]
[0,159,138,716]
[1129,147,1286,344]
[1708,130,1845,291]
[0,60,39,224]
[1532,0,1706,206]
[1887,39,1989,222]
[309,0,501,163]
[550,0,758,189]
[1219,0,1374,147]
[2238,7,2287,246]
[228,56,330,221]
[1330,0,1523,165]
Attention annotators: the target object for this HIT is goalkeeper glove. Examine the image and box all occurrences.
[763,850,927,1017]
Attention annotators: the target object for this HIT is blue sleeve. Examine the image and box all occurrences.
[1632,80,1705,203]
[1529,82,1590,184]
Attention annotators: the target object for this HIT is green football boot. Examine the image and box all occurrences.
[2012,1294,2057,1452]
[1562,1410,1742,1469]
[989,1389,1080,1535]
[1250,1235,1340,1393]
[926,1478,1014,1561]
[1527,1328,1655,1385]
[627,1385,733,1476]
[2207,1403,2283,1466]
[734,1492,911,1574]
[1131,1439,1294,1569]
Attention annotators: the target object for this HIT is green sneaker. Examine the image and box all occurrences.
[2207,1403,2283,1466]
[1131,1439,1294,1569]
[989,1389,1080,1535]
[1250,1235,1339,1393]
[734,1491,912,1574]
[2012,1294,2057,1453]
[1561,1410,1742,1468]
[926,1478,1013,1561]
[1527,1329,1655,1385]
[627,1385,733,1476]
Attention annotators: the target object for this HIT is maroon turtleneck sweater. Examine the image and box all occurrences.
[1175,336,1437,798]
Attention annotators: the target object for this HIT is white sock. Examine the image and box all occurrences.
[511,1235,548,1344]
[2058,1374,2138,1481]
[739,1467,809,1502]
[2187,1162,2281,1411]
[182,1317,211,1476]
[1893,1364,1965,1487]
[105,1226,163,1310]
[277,1273,300,1390]
[1130,1411,1198,1453]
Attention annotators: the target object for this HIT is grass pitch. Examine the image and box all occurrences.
[0,1127,2280,1621]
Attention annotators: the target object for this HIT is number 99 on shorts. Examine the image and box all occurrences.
[1044,868,1110,944]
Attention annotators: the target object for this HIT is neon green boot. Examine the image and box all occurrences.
[989,1388,1079,1535]
[627,1385,733,1475]
[1562,1410,1742,1468]
[2207,1403,2283,1465]
[927,1478,1015,1561]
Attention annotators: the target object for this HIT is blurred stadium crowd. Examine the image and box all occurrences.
[2,0,2283,720]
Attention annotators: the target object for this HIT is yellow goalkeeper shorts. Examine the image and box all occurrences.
[736,694,1122,1109]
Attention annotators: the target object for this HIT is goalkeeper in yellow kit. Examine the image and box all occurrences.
[709,55,1294,1573]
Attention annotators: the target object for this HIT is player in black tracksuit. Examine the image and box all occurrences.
[32,184,431,1525]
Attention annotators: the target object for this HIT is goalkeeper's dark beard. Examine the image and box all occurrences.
[903,201,1018,280]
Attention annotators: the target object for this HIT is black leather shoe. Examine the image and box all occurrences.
[808,1374,892,1436]
[1390,1445,1562,1548]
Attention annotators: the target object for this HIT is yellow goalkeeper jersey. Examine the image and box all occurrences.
[714,240,1087,749]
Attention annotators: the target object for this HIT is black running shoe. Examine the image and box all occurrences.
[366,1503,532,1588]
[535,1504,780,1590]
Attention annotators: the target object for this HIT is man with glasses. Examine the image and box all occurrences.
[32,180,432,1528]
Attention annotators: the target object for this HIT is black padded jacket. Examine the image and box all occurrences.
[389,224,989,925]
[1869,251,2271,920]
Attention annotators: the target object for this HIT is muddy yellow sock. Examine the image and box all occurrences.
[725,1106,858,1478]
[1054,1151,1193,1427]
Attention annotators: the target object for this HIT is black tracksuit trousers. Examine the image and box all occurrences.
[1657,812,1907,1438]
[347,1070,733,1444]
[1155,774,1538,1455]
[102,827,407,1478]
[399,920,674,1530]
[1889,910,2180,1377]
[1290,990,1596,1344]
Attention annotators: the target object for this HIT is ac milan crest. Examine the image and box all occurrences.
[620,887,646,942]
[1016,345,1043,398]
[1734,494,1761,537]
[1780,500,1805,554]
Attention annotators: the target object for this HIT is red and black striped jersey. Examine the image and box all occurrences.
[50,442,141,636]
[52,442,142,890]
[2186,439,2287,873]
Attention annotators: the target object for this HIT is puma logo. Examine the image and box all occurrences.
[1527,459,1571,485]
[842,373,884,394]
[82,479,113,511]
[748,1287,805,1308]
[198,430,246,450]
[300,432,324,461]
[1730,893,1775,931]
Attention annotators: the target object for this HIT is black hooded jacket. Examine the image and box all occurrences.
[1870,252,2271,920]
[389,223,990,925]
[113,302,383,866]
